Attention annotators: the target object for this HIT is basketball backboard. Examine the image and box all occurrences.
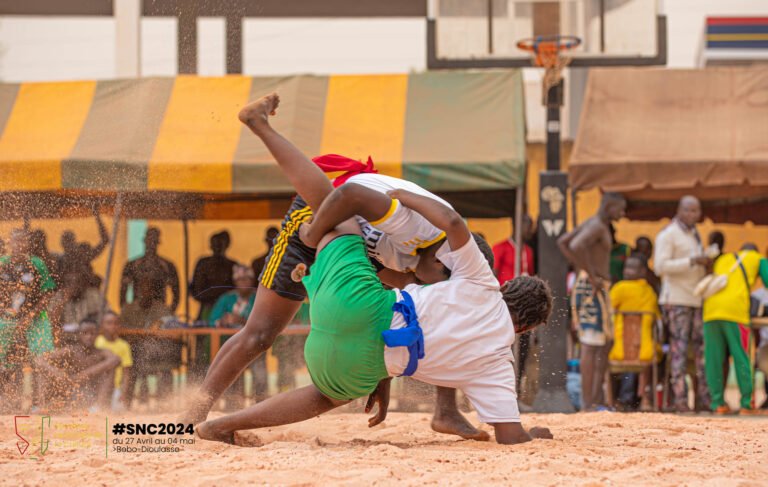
[427,0,666,68]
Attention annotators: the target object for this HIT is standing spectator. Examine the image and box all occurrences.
[119,227,180,327]
[492,215,535,400]
[251,226,280,280]
[703,244,768,415]
[0,229,56,411]
[523,216,539,275]
[634,236,661,293]
[707,230,725,258]
[492,215,535,281]
[654,195,711,412]
[559,193,627,411]
[190,231,238,322]
[209,265,266,405]
[58,206,110,289]
[609,224,632,285]
[29,229,60,285]
[95,311,133,411]
[119,227,180,406]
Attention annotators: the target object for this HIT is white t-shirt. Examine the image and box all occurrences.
[383,237,520,424]
[343,173,452,273]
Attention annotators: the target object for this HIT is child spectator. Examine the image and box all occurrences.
[95,312,133,411]
[608,254,661,411]
[35,318,120,412]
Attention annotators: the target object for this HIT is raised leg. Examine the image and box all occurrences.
[239,93,334,211]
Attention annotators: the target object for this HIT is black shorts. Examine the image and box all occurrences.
[259,196,316,301]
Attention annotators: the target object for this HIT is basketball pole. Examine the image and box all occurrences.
[532,78,576,413]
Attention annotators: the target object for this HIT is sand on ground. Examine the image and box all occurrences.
[2,411,766,486]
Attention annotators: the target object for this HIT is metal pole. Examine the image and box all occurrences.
[182,218,191,323]
[487,0,494,54]
[100,193,124,317]
[532,78,575,413]
[514,185,524,277]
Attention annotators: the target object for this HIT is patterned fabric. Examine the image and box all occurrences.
[571,271,612,346]
[663,305,710,409]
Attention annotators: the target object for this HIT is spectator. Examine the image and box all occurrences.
[703,243,768,415]
[119,227,179,328]
[57,206,109,289]
[29,229,60,285]
[0,229,56,411]
[707,230,725,259]
[190,231,238,322]
[119,227,180,407]
[609,224,632,285]
[559,193,627,411]
[492,215,535,282]
[609,254,661,411]
[210,265,267,404]
[35,318,119,412]
[654,195,710,412]
[48,261,109,333]
[634,236,661,293]
[523,216,539,275]
[95,311,133,411]
[251,226,280,281]
[492,215,535,400]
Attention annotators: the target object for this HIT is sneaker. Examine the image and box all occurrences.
[739,408,768,416]
[714,405,733,415]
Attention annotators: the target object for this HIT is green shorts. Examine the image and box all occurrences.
[302,235,396,401]
[0,312,54,368]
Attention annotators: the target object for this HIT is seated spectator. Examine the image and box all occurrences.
[609,224,632,285]
[210,264,267,404]
[210,264,256,328]
[703,243,768,415]
[95,311,133,411]
[35,318,119,412]
[48,262,109,335]
[609,254,661,411]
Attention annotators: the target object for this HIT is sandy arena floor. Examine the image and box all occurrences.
[2,410,767,486]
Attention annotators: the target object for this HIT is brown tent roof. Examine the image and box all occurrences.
[569,67,768,224]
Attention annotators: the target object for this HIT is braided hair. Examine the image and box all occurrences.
[501,275,552,334]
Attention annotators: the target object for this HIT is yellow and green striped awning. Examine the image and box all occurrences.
[0,71,525,219]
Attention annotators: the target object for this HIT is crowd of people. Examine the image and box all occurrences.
[551,193,768,414]
[1,191,767,418]
[0,215,306,413]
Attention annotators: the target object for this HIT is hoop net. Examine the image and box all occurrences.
[517,35,581,103]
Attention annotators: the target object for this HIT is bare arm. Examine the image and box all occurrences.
[87,207,110,259]
[302,183,392,248]
[386,189,470,251]
[492,423,553,445]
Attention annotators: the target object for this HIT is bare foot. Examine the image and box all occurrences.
[238,93,280,134]
[431,410,490,441]
[196,421,236,445]
[178,393,214,426]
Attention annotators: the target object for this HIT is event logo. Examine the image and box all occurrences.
[12,415,106,460]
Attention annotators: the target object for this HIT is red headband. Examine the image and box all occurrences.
[311,154,378,187]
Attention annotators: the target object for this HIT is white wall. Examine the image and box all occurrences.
[242,18,425,75]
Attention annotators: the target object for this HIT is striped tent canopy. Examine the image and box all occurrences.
[0,71,525,220]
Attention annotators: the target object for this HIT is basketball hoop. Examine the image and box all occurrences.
[517,35,581,105]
